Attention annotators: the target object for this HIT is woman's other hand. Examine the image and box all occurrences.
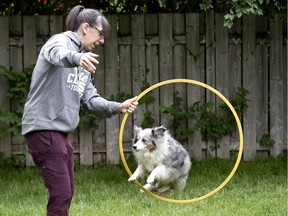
[79,52,99,73]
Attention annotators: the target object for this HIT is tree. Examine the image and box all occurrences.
[199,0,287,28]
[0,0,286,27]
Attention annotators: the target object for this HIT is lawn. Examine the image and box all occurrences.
[0,156,286,216]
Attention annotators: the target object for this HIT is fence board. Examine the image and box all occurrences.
[50,16,63,36]
[131,14,146,127]
[10,16,24,150]
[36,15,49,36]
[243,15,257,160]
[205,11,216,157]
[228,18,242,98]
[70,128,79,161]
[92,45,106,159]
[215,14,230,159]
[145,14,160,127]
[36,15,49,55]
[9,16,23,72]
[173,14,187,144]
[79,129,93,165]
[23,16,37,67]
[92,45,106,161]
[105,15,120,163]
[283,22,287,150]
[228,18,242,152]
[119,14,133,151]
[0,16,11,157]
[186,13,202,161]
[269,15,284,156]
[199,14,206,157]
[23,16,37,165]
[159,14,173,128]
[255,16,269,152]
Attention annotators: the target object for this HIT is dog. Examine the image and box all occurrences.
[128,125,192,195]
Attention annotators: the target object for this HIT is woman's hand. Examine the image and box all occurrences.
[119,96,139,113]
[79,52,99,73]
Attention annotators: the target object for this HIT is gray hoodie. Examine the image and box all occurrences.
[22,31,120,135]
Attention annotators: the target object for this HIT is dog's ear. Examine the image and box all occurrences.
[152,126,166,138]
[133,125,142,137]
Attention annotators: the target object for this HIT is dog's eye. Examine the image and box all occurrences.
[142,138,147,143]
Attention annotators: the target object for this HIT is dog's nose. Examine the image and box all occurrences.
[132,145,137,150]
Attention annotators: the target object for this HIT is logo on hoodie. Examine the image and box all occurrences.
[66,69,88,97]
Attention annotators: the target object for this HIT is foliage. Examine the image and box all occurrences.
[160,92,197,138]
[160,87,250,144]
[78,105,103,130]
[140,111,155,128]
[138,81,155,105]
[109,91,132,102]
[225,0,287,28]
[136,80,156,128]
[0,0,286,28]
[0,65,33,137]
[259,133,275,147]
[0,0,72,15]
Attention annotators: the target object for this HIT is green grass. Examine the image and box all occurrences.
[0,156,286,216]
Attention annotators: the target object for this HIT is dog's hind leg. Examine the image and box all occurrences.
[173,175,188,191]
[147,165,173,184]
[156,185,171,193]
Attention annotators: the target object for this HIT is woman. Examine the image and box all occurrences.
[22,5,138,216]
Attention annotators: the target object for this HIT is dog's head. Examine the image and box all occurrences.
[132,125,167,152]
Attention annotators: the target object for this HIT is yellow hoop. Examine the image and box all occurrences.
[119,79,243,204]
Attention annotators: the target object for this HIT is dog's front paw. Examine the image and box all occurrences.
[128,175,137,182]
[146,175,155,184]
[143,183,154,192]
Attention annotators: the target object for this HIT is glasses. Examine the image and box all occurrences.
[93,26,104,39]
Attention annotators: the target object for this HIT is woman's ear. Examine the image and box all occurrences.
[80,23,89,35]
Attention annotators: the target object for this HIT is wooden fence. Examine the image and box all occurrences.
[0,13,286,165]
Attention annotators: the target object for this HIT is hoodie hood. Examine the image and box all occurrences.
[63,31,83,51]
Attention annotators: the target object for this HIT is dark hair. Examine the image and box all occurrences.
[66,5,110,37]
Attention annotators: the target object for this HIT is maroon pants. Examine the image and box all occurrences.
[25,131,74,216]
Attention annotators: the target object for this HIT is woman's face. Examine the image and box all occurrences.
[78,23,104,51]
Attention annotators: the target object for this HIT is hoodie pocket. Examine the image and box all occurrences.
[51,105,79,131]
